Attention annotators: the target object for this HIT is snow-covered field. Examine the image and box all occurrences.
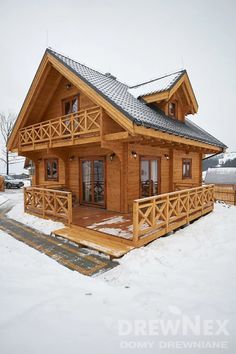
[0,190,236,353]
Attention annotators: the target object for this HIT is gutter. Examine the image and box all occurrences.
[203,151,224,160]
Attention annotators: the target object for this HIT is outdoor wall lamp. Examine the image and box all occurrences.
[37,158,42,163]
[131,151,137,159]
[164,154,170,160]
[69,155,75,161]
[109,153,115,161]
[66,83,72,90]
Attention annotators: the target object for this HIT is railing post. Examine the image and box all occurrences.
[71,114,74,143]
[133,201,139,245]
[42,189,45,218]
[177,192,180,217]
[84,109,87,132]
[187,190,190,223]
[49,121,52,147]
[165,195,169,233]
[23,187,26,213]
[151,198,156,228]
[68,192,73,227]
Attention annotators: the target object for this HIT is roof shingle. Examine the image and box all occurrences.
[47,49,226,149]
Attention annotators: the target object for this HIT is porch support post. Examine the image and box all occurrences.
[120,142,128,213]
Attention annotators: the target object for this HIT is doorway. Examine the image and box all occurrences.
[140,157,161,198]
[80,157,105,207]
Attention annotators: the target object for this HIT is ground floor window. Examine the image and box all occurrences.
[182,158,192,178]
[45,159,59,181]
[140,157,160,198]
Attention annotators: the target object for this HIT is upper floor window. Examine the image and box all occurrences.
[168,102,177,118]
[62,95,79,115]
[45,159,59,181]
[182,158,192,179]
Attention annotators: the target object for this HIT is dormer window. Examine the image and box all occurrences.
[168,102,177,118]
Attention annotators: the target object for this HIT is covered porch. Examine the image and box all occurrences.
[23,184,215,257]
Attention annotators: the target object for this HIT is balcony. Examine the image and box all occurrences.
[19,106,102,151]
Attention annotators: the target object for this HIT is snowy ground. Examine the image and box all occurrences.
[0,190,236,353]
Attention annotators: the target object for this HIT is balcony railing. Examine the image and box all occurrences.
[19,106,101,149]
[24,187,73,226]
[132,184,215,245]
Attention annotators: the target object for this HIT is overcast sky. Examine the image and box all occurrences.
[0,0,235,174]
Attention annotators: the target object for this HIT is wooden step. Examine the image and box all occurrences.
[52,225,134,258]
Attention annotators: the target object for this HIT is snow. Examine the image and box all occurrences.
[1,191,236,353]
[128,71,182,98]
[6,199,64,235]
[88,216,128,228]
[0,195,7,205]
[202,170,207,182]
[218,152,236,165]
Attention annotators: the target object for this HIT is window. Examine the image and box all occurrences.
[62,95,79,115]
[182,159,192,179]
[45,159,59,181]
[140,157,160,197]
[168,102,177,118]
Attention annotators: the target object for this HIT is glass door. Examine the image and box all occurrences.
[140,157,160,198]
[81,158,105,207]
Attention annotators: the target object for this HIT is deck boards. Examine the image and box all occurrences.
[53,225,134,258]
[72,205,133,240]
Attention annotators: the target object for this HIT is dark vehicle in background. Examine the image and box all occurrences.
[3,175,24,189]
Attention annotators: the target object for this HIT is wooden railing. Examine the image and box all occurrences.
[214,185,236,205]
[0,176,4,192]
[24,187,73,226]
[19,106,101,148]
[174,182,199,191]
[133,184,215,245]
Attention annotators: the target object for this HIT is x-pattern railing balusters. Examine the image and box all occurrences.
[19,107,101,148]
[133,185,215,243]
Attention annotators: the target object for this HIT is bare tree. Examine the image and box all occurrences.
[0,113,18,175]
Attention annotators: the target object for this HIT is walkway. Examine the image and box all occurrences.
[0,201,118,276]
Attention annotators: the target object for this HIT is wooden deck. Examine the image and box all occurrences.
[24,185,215,258]
[53,206,134,258]
[72,205,133,239]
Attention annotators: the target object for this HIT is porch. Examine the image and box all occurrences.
[24,184,215,257]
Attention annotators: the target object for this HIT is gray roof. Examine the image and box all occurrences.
[205,168,236,184]
[47,49,226,149]
[128,70,185,98]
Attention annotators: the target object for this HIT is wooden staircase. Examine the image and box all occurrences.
[52,225,134,258]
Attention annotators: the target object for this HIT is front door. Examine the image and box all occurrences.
[80,157,105,207]
[140,157,160,198]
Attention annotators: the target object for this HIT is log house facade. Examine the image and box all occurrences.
[7,49,227,256]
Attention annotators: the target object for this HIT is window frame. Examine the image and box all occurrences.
[139,156,161,198]
[44,158,59,181]
[168,101,177,119]
[62,94,80,115]
[182,158,192,179]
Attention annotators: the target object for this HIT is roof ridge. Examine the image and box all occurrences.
[129,69,186,89]
[46,47,120,82]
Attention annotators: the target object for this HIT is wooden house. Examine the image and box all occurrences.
[7,49,227,257]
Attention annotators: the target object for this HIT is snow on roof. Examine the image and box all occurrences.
[218,152,236,165]
[128,70,185,98]
[205,168,236,185]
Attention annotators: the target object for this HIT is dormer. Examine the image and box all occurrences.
[129,70,198,122]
